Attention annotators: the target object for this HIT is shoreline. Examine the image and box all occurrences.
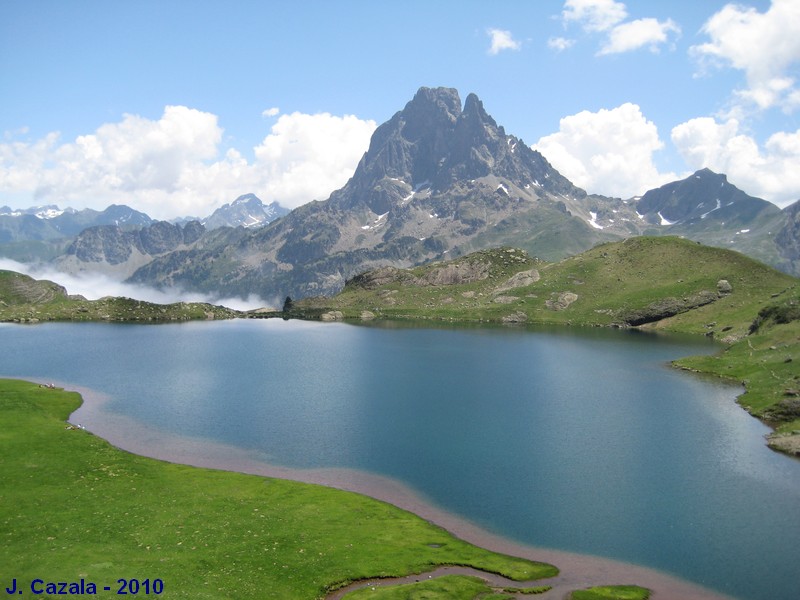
[63,380,736,600]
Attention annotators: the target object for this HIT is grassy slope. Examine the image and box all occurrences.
[297,237,800,453]
[0,270,239,322]
[302,237,794,331]
[0,379,559,599]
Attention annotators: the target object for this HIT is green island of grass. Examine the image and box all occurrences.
[569,586,650,600]
[1,378,664,599]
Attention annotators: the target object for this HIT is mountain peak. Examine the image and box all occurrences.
[462,92,498,130]
[637,168,774,226]
[693,168,728,183]
[334,87,583,214]
[406,87,462,120]
[203,194,288,230]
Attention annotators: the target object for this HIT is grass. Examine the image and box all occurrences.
[569,586,650,600]
[1,378,564,599]
[339,574,551,599]
[299,237,795,334]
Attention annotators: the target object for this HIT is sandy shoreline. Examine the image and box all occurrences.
[63,380,735,600]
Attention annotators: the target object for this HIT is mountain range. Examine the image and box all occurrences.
[1,87,798,301]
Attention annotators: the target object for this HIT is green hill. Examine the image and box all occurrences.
[296,237,800,455]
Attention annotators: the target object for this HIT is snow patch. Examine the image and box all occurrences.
[35,208,65,219]
[361,212,389,230]
[658,212,675,226]
[588,212,604,230]
[700,199,721,219]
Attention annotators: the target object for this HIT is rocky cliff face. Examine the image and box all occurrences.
[776,200,800,274]
[56,220,205,278]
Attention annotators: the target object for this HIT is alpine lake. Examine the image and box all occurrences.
[2,318,799,600]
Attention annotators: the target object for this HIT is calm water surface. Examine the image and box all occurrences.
[2,319,799,600]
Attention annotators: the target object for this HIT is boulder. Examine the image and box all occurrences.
[546,292,578,311]
[717,279,733,295]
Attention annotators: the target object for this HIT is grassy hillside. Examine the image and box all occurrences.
[296,237,800,455]
[0,270,239,322]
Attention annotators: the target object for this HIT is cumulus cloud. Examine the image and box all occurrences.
[672,117,800,207]
[533,103,678,198]
[562,0,627,32]
[560,0,679,55]
[598,17,680,55]
[487,28,522,55]
[0,107,376,220]
[262,107,280,118]
[548,36,576,52]
[691,0,800,116]
[253,112,376,208]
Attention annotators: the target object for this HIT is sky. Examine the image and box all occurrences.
[2,0,799,221]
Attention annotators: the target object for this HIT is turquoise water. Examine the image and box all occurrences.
[2,319,799,599]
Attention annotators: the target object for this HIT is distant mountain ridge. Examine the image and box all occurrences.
[1,86,798,300]
[0,194,288,242]
[0,204,153,243]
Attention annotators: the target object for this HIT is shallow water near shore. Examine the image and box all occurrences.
[3,319,800,599]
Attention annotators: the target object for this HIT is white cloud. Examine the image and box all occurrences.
[598,17,680,55]
[262,107,280,118]
[0,107,376,219]
[691,0,800,116]
[560,0,679,55]
[562,0,627,33]
[671,117,800,207]
[548,36,576,52]
[253,112,376,208]
[534,103,677,198]
[487,28,522,55]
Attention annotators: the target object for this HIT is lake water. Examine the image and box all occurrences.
[2,319,799,600]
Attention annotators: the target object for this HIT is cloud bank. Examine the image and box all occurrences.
[534,103,677,199]
[0,108,376,220]
[672,118,800,206]
[690,0,800,116]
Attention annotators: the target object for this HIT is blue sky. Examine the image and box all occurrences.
[2,0,799,220]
